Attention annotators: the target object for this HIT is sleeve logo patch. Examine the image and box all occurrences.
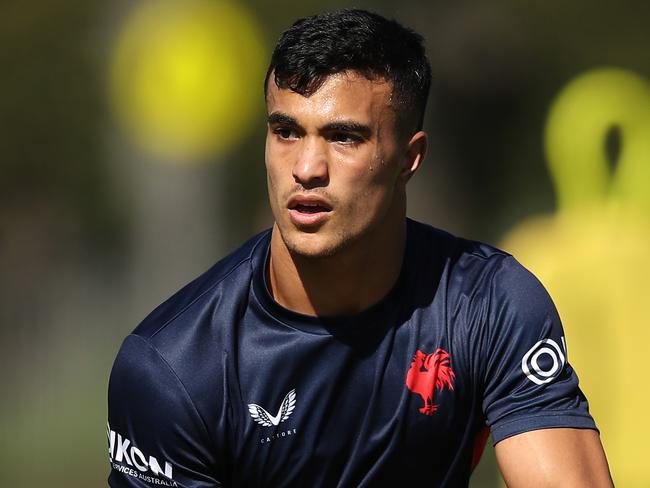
[521,337,567,385]
[107,422,177,486]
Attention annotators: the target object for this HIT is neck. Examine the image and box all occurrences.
[268,215,407,317]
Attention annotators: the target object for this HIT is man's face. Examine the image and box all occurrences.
[265,71,409,258]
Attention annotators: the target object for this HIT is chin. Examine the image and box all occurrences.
[281,227,354,259]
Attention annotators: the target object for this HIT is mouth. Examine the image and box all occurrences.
[291,202,331,213]
[287,196,332,227]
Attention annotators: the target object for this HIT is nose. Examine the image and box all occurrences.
[292,137,329,188]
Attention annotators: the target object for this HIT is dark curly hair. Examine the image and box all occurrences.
[265,9,432,132]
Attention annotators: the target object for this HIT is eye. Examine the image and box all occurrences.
[273,127,298,140]
[329,132,362,144]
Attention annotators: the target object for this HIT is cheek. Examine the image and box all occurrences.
[264,160,282,212]
[265,171,286,224]
[266,168,285,214]
[265,134,296,175]
[264,137,276,175]
[265,143,286,192]
[361,163,401,215]
[336,166,396,217]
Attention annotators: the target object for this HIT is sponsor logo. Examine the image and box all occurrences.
[406,348,456,415]
[521,337,567,385]
[107,423,177,486]
[248,389,296,427]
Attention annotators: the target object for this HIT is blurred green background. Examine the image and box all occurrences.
[1,0,648,486]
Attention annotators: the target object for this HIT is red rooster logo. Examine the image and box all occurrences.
[406,348,456,415]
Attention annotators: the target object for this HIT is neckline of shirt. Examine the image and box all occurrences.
[251,220,415,336]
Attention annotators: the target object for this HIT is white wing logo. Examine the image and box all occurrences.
[248,389,297,427]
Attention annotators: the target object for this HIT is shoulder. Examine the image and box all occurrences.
[408,219,556,347]
[409,218,509,265]
[407,218,515,296]
[111,229,270,421]
[108,230,272,483]
[132,229,271,343]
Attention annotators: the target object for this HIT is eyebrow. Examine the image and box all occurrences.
[268,112,372,138]
[267,112,298,126]
[321,121,372,138]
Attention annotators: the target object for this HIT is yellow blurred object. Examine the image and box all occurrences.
[110,0,266,161]
[501,68,650,486]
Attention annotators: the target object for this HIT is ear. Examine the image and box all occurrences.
[400,130,427,182]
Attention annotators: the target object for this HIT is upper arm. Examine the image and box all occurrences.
[495,428,613,487]
[475,257,611,484]
[107,334,221,488]
[480,257,596,443]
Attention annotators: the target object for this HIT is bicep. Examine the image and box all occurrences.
[495,428,613,487]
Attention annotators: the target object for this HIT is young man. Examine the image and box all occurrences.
[107,10,613,487]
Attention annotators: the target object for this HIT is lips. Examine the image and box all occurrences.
[287,195,332,227]
[288,195,332,212]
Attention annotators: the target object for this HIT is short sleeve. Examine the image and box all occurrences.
[481,257,597,444]
[107,334,221,487]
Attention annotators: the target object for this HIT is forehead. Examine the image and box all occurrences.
[265,71,395,125]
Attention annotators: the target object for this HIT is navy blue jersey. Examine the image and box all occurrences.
[107,219,596,487]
